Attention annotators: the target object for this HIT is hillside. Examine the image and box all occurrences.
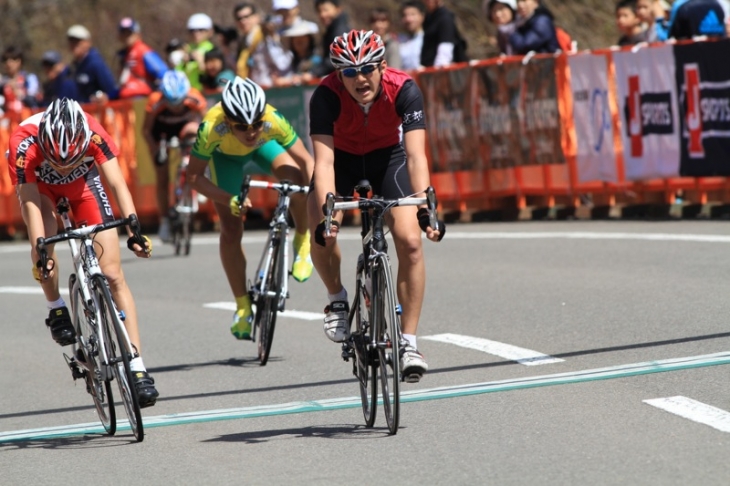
[1,0,618,72]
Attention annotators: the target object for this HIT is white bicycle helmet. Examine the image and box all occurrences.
[329,30,386,68]
[37,98,91,172]
[221,77,266,124]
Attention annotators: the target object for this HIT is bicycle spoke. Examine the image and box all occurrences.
[352,280,377,427]
[375,257,400,434]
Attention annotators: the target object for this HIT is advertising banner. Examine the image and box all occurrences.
[518,57,565,166]
[419,68,479,173]
[674,40,730,176]
[568,54,617,183]
[614,45,680,180]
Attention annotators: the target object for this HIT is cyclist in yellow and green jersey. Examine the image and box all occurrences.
[189,77,313,341]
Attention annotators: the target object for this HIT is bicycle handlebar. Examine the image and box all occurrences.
[323,186,440,236]
[238,175,309,214]
[35,214,144,279]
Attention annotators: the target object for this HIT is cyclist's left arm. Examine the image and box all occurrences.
[397,80,429,202]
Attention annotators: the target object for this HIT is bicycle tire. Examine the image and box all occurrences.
[373,255,401,434]
[94,276,144,442]
[351,276,377,427]
[254,235,282,366]
[69,274,116,435]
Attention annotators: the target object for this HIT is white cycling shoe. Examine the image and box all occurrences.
[323,301,350,342]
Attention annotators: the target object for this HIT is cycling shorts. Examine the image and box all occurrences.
[321,143,412,199]
[37,166,115,226]
[208,140,285,194]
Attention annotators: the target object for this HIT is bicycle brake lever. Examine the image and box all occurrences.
[35,237,49,279]
[238,175,252,213]
[426,186,438,230]
[324,193,335,236]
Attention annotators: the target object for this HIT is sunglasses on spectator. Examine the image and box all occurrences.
[340,64,379,78]
[189,29,208,33]
[237,12,255,21]
[231,120,265,132]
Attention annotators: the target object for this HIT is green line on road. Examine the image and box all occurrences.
[3,351,730,443]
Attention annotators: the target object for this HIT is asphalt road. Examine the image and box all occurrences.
[2,220,730,485]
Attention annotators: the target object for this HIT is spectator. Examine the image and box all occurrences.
[277,19,321,86]
[483,0,517,55]
[233,3,264,79]
[214,23,239,69]
[507,0,560,54]
[178,13,216,90]
[314,0,351,76]
[39,50,79,107]
[635,0,665,42]
[370,7,402,69]
[398,0,426,70]
[273,0,305,32]
[248,13,293,88]
[200,48,236,106]
[616,0,650,45]
[667,0,726,39]
[116,17,169,99]
[421,0,469,67]
[66,24,119,103]
[166,38,186,68]
[1,46,40,114]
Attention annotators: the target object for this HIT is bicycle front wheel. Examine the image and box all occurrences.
[94,277,144,442]
[254,235,282,366]
[70,274,115,435]
[373,255,401,435]
[351,277,377,427]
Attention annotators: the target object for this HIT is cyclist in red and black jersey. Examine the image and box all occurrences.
[142,70,207,242]
[308,29,445,382]
[7,98,159,407]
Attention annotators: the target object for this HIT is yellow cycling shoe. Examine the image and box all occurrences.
[230,306,253,340]
[292,230,313,282]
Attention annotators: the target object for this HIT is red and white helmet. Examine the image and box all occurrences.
[37,98,91,172]
[329,30,386,68]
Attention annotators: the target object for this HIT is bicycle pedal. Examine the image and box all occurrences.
[341,343,354,361]
[63,353,86,380]
[402,372,422,384]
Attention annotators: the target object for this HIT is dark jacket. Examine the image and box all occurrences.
[315,13,351,77]
[41,65,80,107]
[508,5,560,55]
[71,47,119,102]
[421,6,468,67]
[667,0,726,39]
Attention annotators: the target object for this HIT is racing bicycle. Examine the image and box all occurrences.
[238,175,309,365]
[36,199,149,442]
[161,135,199,256]
[323,181,440,435]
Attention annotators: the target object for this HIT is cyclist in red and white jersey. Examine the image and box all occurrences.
[7,98,159,407]
[308,29,445,382]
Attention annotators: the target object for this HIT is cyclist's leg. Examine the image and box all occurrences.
[210,153,253,338]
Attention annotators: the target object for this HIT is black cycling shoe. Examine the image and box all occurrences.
[46,307,76,346]
[132,371,159,408]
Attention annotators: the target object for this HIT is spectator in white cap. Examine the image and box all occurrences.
[273,0,303,32]
[177,13,216,90]
[275,19,322,86]
[116,17,169,99]
[483,0,517,55]
[66,24,119,103]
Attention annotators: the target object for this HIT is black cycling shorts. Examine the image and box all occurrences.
[314,144,412,199]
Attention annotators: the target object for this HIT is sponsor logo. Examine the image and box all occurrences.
[15,155,25,169]
[590,89,611,153]
[35,158,93,184]
[478,103,511,136]
[623,75,675,158]
[699,11,725,36]
[91,133,103,146]
[679,63,730,159]
[684,64,704,158]
[403,110,424,125]
[92,175,113,217]
[214,122,230,136]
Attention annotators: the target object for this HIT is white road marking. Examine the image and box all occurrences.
[644,396,730,433]
[0,286,69,295]
[203,301,324,321]
[4,231,730,255]
[423,333,564,366]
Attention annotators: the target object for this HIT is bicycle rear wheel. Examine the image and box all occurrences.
[94,277,144,442]
[351,277,377,427]
[69,274,115,435]
[373,255,401,434]
[254,235,282,366]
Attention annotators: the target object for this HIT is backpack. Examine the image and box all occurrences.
[555,27,575,53]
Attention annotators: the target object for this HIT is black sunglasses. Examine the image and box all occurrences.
[237,12,255,21]
[231,120,264,132]
[340,64,378,78]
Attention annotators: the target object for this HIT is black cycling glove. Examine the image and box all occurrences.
[417,208,446,241]
[314,219,339,246]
